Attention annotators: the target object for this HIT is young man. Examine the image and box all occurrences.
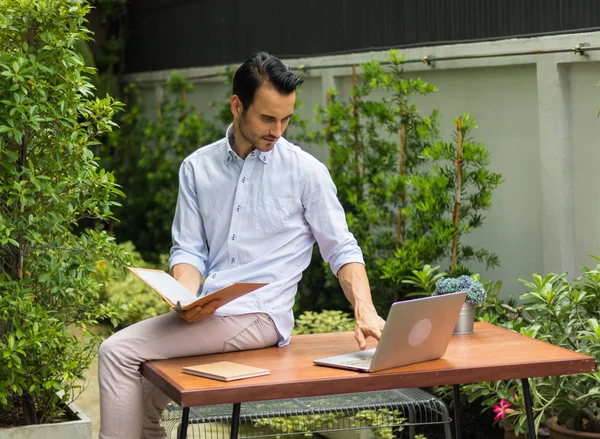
[98,52,385,439]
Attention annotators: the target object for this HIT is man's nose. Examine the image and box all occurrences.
[270,122,282,138]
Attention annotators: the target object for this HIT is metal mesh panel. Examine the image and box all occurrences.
[161,389,452,439]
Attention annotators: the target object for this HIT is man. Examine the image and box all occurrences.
[98,52,385,439]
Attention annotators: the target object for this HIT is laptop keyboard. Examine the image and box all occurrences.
[340,357,373,368]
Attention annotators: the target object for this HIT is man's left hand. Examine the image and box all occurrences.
[354,307,386,350]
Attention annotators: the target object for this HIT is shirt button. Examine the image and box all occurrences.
[232,234,236,241]
[231,258,235,263]
[211,273,217,278]
[236,205,240,212]
[242,177,246,183]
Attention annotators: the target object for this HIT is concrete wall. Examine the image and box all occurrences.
[126,31,600,296]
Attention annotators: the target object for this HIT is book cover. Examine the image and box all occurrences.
[182,361,270,381]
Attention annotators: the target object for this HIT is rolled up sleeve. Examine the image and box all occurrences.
[169,160,208,276]
[302,162,364,275]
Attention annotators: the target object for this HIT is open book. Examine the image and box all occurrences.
[127,267,267,311]
[182,361,270,381]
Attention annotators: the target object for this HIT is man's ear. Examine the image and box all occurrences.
[230,95,243,118]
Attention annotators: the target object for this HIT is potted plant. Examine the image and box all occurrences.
[433,275,487,334]
[463,256,600,438]
[0,0,127,436]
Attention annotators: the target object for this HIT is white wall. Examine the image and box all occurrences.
[126,31,600,297]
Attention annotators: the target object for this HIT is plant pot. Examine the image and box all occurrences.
[502,420,550,439]
[545,416,600,438]
[504,430,549,439]
[0,401,91,439]
[454,302,475,334]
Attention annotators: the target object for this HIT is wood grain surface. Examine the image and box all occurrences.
[141,322,596,407]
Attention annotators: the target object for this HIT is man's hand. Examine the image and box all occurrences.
[176,299,223,323]
[354,306,386,350]
[336,262,385,350]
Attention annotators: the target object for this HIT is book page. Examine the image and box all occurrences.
[129,268,196,307]
[128,267,268,311]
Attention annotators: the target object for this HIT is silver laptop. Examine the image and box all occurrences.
[313,291,467,373]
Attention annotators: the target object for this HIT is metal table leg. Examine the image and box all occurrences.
[453,384,462,439]
[230,402,242,439]
[178,407,190,439]
[521,378,536,439]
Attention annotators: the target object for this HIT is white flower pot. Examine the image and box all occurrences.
[0,401,91,439]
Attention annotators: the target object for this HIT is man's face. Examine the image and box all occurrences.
[233,85,296,153]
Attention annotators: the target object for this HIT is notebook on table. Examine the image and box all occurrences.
[313,291,467,373]
[182,361,270,381]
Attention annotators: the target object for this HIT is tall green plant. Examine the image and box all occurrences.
[0,0,128,425]
[308,51,439,313]
[307,52,502,315]
[382,114,502,284]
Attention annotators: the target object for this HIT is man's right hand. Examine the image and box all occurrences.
[176,299,223,323]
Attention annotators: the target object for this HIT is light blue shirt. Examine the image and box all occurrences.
[169,126,364,346]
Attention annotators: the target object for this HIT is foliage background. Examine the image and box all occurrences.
[0,0,128,425]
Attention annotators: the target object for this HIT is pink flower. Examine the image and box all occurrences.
[493,399,512,421]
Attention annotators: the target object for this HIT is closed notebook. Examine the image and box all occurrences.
[182,361,270,382]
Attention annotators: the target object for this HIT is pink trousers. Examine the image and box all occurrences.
[98,312,278,439]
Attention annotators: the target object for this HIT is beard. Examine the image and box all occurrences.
[236,114,259,149]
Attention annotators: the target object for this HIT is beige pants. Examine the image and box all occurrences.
[98,312,278,439]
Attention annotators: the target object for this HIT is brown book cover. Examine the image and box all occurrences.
[182,361,270,381]
[127,267,267,311]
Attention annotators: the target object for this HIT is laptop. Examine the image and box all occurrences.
[313,291,467,373]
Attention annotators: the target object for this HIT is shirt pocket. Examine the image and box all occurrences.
[254,195,292,235]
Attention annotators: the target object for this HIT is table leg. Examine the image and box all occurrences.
[453,384,462,439]
[230,402,241,439]
[178,407,190,439]
[521,378,536,439]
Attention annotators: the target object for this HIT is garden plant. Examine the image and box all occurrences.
[306,52,502,316]
[462,256,600,436]
[0,0,128,426]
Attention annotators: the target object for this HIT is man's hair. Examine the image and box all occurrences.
[233,52,304,110]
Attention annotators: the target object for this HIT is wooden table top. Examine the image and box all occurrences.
[142,322,596,407]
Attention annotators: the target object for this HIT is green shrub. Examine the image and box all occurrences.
[0,0,128,425]
[98,242,171,327]
[293,310,355,335]
[463,257,600,435]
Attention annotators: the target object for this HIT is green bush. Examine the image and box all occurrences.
[463,257,600,435]
[293,310,355,335]
[98,242,171,327]
[0,0,128,425]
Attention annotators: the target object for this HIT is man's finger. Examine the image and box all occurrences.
[179,299,223,323]
[355,326,367,351]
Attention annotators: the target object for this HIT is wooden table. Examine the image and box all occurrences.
[142,323,595,439]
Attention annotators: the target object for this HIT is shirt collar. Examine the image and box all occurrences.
[225,125,237,165]
[225,124,271,165]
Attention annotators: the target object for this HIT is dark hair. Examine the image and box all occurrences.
[233,52,304,110]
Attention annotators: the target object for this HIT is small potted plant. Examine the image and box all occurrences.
[433,275,486,334]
